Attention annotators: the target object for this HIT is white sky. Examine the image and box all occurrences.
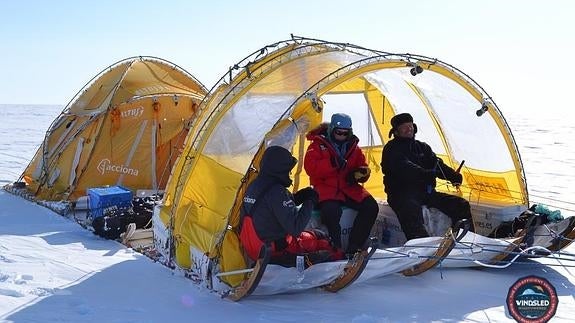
[0,0,574,115]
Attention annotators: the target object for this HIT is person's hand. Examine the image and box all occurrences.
[449,172,463,185]
[354,166,371,183]
[293,187,319,205]
[346,170,357,185]
[347,167,372,185]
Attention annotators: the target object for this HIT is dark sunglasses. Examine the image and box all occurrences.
[334,129,350,136]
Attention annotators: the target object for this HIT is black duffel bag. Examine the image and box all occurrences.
[92,215,126,240]
[92,209,152,240]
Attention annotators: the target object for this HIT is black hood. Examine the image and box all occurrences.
[259,146,297,187]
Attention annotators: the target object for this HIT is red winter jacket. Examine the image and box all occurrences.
[304,123,371,203]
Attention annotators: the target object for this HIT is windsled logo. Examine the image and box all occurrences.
[506,275,558,322]
[97,159,139,176]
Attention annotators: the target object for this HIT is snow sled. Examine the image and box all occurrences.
[209,201,574,300]
[5,37,575,300]
[153,204,469,300]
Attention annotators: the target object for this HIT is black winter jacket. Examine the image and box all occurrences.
[381,137,459,198]
[241,146,313,242]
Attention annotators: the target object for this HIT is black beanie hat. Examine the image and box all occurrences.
[388,113,414,137]
[391,113,413,128]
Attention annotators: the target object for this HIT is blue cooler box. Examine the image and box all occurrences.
[87,186,133,218]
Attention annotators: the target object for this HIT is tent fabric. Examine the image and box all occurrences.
[21,57,207,201]
[157,38,528,288]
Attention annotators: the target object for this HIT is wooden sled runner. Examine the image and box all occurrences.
[226,244,271,301]
[401,227,457,276]
[323,237,378,292]
[401,219,470,276]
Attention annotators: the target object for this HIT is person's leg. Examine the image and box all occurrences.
[319,200,344,249]
[427,192,475,232]
[269,253,297,267]
[388,196,429,240]
[345,195,379,252]
[295,230,345,263]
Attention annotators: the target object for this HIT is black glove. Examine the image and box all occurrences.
[346,170,358,185]
[346,167,370,185]
[449,172,463,185]
[293,187,319,206]
[354,167,371,183]
[356,167,369,176]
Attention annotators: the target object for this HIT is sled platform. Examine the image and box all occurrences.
[121,224,154,249]
[226,243,271,301]
[323,237,378,292]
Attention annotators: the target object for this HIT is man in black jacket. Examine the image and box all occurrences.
[381,113,474,240]
[239,145,343,266]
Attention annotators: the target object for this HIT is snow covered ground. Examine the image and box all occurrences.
[1,189,574,322]
[1,105,575,322]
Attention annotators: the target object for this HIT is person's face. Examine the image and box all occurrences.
[333,128,350,140]
[396,122,414,138]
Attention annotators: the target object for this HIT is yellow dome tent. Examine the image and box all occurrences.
[20,56,207,201]
[155,37,528,290]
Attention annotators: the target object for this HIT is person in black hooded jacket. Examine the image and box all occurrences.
[381,113,474,240]
[239,145,343,267]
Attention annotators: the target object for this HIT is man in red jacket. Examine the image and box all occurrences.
[304,113,378,255]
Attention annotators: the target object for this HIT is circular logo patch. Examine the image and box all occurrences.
[506,275,558,323]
